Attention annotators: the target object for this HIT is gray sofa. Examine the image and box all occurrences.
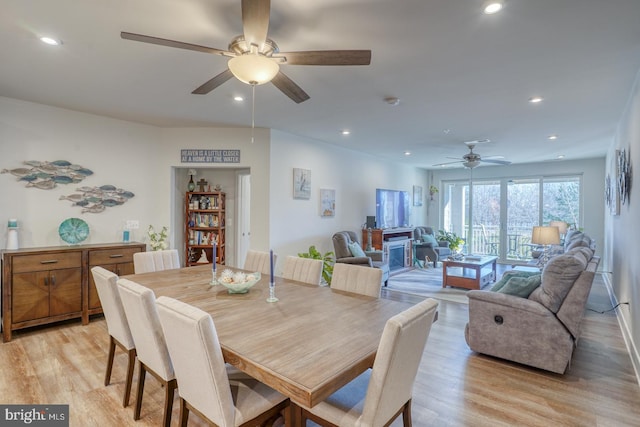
[465,245,600,374]
[332,231,390,285]
[412,226,452,266]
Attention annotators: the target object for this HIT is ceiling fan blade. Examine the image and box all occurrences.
[120,32,232,57]
[271,71,310,103]
[433,160,463,167]
[192,69,234,95]
[242,0,270,49]
[481,159,512,165]
[274,50,372,66]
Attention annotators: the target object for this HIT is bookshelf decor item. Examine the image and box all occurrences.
[185,190,226,267]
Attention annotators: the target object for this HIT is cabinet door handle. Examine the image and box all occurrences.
[51,274,56,286]
[40,260,59,264]
[44,277,49,286]
[109,254,124,258]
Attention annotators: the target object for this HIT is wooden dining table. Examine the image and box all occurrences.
[123,264,414,426]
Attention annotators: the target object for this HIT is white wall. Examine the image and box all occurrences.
[0,96,162,247]
[269,129,428,273]
[607,68,640,377]
[0,97,428,277]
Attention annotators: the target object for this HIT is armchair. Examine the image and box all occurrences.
[332,231,389,285]
[413,226,452,266]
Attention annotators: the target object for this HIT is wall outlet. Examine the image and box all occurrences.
[126,220,140,230]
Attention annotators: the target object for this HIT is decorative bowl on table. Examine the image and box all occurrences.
[219,270,261,294]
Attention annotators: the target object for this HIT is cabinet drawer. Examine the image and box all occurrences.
[12,252,82,273]
[89,247,141,265]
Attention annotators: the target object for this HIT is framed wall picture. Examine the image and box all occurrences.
[413,185,423,207]
[293,168,311,199]
[320,189,336,217]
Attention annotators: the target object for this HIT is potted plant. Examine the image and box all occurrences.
[298,245,334,285]
[437,230,465,252]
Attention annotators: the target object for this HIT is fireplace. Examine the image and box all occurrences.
[388,244,405,271]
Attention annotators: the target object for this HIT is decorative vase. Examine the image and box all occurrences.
[188,175,196,191]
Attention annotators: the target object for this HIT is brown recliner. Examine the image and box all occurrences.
[332,231,389,285]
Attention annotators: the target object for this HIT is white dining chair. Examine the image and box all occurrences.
[116,278,177,427]
[282,255,323,285]
[156,296,289,426]
[133,249,180,274]
[299,298,439,427]
[330,262,383,297]
[90,266,136,408]
[243,250,275,275]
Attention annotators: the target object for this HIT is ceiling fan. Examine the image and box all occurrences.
[433,140,512,169]
[120,0,371,103]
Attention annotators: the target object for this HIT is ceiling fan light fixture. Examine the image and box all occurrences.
[228,54,279,85]
[463,160,480,169]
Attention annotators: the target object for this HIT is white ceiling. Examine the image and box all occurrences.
[2,0,640,169]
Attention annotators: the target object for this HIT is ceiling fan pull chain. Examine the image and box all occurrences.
[251,83,256,143]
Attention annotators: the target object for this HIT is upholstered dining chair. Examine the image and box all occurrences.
[133,249,180,274]
[116,278,177,427]
[282,255,323,285]
[299,298,439,427]
[243,250,275,275]
[156,296,289,427]
[330,262,383,297]
[90,266,136,408]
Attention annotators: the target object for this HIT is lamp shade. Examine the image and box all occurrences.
[228,54,280,85]
[531,226,560,246]
[549,221,568,235]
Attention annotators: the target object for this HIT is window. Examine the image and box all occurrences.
[442,175,581,262]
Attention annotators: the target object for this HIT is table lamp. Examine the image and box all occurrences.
[531,226,561,267]
[549,221,568,243]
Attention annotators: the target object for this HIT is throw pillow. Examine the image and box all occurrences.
[491,270,540,292]
[422,234,438,247]
[497,274,542,298]
[348,242,366,258]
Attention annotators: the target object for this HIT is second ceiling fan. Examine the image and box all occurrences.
[121,0,371,103]
[434,140,512,169]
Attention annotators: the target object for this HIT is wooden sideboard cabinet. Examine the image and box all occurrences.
[2,242,145,342]
[87,245,145,316]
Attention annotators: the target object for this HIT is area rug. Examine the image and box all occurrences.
[386,267,474,304]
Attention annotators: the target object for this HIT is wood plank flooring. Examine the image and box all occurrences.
[1,271,638,426]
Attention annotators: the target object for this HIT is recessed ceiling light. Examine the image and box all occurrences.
[40,36,61,46]
[233,96,244,102]
[404,151,411,156]
[557,155,565,159]
[529,96,544,103]
[483,0,504,14]
[341,130,350,135]
[548,135,558,140]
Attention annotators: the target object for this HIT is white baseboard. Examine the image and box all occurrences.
[602,272,640,386]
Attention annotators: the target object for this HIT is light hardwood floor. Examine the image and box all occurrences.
[1,272,639,426]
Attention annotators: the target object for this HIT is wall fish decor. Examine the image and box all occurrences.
[61,185,135,213]
[1,160,93,189]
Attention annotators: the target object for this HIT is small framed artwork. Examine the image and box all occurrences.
[320,189,336,217]
[413,185,423,207]
[293,168,311,199]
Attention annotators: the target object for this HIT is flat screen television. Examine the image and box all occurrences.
[375,188,410,229]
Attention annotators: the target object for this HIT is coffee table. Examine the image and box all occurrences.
[442,255,498,290]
